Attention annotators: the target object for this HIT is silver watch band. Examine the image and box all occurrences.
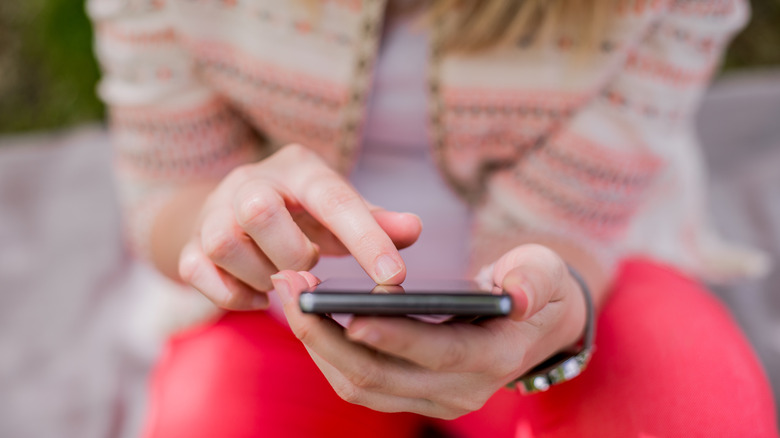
[509,264,596,394]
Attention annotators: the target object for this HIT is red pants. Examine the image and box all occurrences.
[143,260,778,437]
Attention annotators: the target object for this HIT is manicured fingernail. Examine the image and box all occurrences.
[514,289,530,319]
[271,273,291,304]
[374,255,402,283]
[504,276,530,319]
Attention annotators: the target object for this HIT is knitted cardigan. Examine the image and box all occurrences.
[88,0,767,292]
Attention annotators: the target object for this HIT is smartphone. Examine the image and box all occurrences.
[299,277,512,320]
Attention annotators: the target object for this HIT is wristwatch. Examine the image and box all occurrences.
[508,265,595,394]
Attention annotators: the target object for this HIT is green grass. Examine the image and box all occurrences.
[0,0,778,134]
[0,1,104,133]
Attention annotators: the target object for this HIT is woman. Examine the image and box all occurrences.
[88,0,777,436]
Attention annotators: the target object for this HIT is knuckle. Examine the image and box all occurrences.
[225,164,254,184]
[434,337,469,372]
[201,229,241,263]
[347,364,383,390]
[280,143,307,155]
[436,401,473,420]
[277,143,316,163]
[332,381,364,405]
[439,409,467,421]
[287,316,319,347]
[449,394,488,415]
[311,182,360,217]
[235,190,283,229]
[178,248,199,284]
[211,285,250,310]
[465,395,489,413]
[213,292,241,310]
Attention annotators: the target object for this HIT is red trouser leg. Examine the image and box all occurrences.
[442,259,779,438]
[143,259,778,437]
[142,310,423,438]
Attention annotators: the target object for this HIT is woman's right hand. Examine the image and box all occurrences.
[178,144,423,310]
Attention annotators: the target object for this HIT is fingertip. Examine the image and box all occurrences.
[400,211,422,229]
[401,212,423,242]
[373,254,406,285]
[272,270,312,295]
[297,270,321,288]
[177,241,202,282]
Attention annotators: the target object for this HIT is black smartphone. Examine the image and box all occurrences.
[299,277,512,320]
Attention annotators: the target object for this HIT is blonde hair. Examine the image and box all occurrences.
[302,0,624,53]
[425,0,620,53]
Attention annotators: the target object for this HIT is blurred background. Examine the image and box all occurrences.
[1,1,779,437]
[0,1,103,133]
[1,1,780,133]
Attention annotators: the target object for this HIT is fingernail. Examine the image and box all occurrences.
[513,289,530,320]
[374,254,403,284]
[271,273,291,305]
[503,275,530,319]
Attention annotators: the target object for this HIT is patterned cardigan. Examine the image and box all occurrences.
[88,0,767,284]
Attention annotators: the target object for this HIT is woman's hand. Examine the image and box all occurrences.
[178,144,422,310]
[271,244,587,419]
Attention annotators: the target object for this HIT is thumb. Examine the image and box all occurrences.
[492,244,568,321]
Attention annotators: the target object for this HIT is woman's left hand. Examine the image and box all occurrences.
[271,244,587,419]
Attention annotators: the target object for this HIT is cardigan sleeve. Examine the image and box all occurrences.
[477,0,768,280]
[87,0,261,258]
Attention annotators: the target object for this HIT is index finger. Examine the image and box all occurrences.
[273,146,406,284]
